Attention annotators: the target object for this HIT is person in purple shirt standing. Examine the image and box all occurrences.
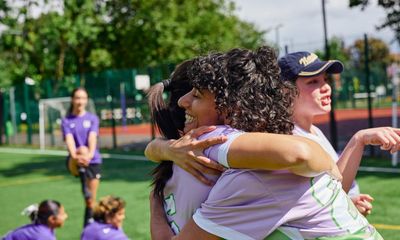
[81,195,129,240]
[61,87,102,227]
[2,200,68,240]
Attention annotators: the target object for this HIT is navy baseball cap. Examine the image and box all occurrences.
[278,51,344,82]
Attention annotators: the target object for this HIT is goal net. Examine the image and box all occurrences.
[38,97,96,150]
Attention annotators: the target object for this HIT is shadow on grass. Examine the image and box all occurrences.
[0,154,157,183]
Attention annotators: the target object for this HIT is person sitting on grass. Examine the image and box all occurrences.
[2,200,68,240]
[81,195,129,240]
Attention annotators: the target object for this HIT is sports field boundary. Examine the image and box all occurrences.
[0,147,148,161]
[1,147,400,174]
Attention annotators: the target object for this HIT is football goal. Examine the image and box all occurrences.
[38,97,96,150]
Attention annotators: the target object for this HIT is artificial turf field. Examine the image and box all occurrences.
[0,149,400,239]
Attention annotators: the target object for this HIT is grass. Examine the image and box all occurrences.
[0,151,156,239]
[0,150,399,239]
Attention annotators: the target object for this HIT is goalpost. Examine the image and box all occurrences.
[38,97,96,150]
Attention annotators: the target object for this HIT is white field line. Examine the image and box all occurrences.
[0,147,148,161]
[358,166,400,173]
[1,148,400,172]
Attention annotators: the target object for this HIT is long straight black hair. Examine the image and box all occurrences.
[68,87,88,115]
[147,60,193,199]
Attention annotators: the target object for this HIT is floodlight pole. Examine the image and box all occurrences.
[23,82,32,145]
[0,90,3,145]
[275,24,283,53]
[322,0,338,150]
[391,64,399,166]
[364,34,374,156]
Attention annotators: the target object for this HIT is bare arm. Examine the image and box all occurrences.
[149,192,175,240]
[145,126,227,185]
[146,126,341,182]
[87,131,98,159]
[65,134,78,159]
[338,127,400,192]
[228,133,339,178]
[145,138,174,163]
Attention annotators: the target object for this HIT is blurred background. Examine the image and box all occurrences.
[0,0,398,154]
[1,1,400,239]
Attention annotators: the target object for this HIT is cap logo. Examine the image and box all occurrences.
[298,53,318,66]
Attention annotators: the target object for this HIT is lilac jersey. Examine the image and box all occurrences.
[163,126,244,234]
[61,112,102,164]
[2,224,55,240]
[81,221,129,240]
[192,127,382,240]
[292,125,360,197]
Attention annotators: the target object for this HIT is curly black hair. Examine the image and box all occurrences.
[190,46,296,134]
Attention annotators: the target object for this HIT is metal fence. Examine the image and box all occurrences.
[0,64,175,149]
[0,63,398,151]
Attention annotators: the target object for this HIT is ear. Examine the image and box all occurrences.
[47,215,57,227]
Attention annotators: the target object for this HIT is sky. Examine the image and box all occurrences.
[3,0,399,55]
[232,0,400,54]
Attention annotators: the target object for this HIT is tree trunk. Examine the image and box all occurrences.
[53,40,66,94]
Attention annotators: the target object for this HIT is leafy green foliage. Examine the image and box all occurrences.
[0,0,266,91]
[349,0,400,45]
[350,37,391,68]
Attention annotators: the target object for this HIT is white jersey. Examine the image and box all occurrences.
[292,124,360,197]
[162,126,244,234]
[192,126,381,240]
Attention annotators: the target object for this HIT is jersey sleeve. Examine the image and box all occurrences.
[61,118,72,138]
[347,180,360,198]
[192,170,284,240]
[2,231,13,240]
[199,126,244,168]
[89,114,99,134]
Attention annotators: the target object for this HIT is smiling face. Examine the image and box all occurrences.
[48,206,68,229]
[71,89,88,115]
[177,88,225,134]
[294,72,332,118]
[107,208,126,228]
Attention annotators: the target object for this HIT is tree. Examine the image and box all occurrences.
[1,0,114,88]
[349,37,391,68]
[348,36,391,89]
[349,0,400,45]
[101,0,266,68]
[0,0,266,89]
[315,36,350,66]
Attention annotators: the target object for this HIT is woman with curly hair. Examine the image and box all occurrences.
[80,195,128,240]
[144,47,382,240]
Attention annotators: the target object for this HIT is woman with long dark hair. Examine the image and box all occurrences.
[61,87,102,227]
[2,200,68,240]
